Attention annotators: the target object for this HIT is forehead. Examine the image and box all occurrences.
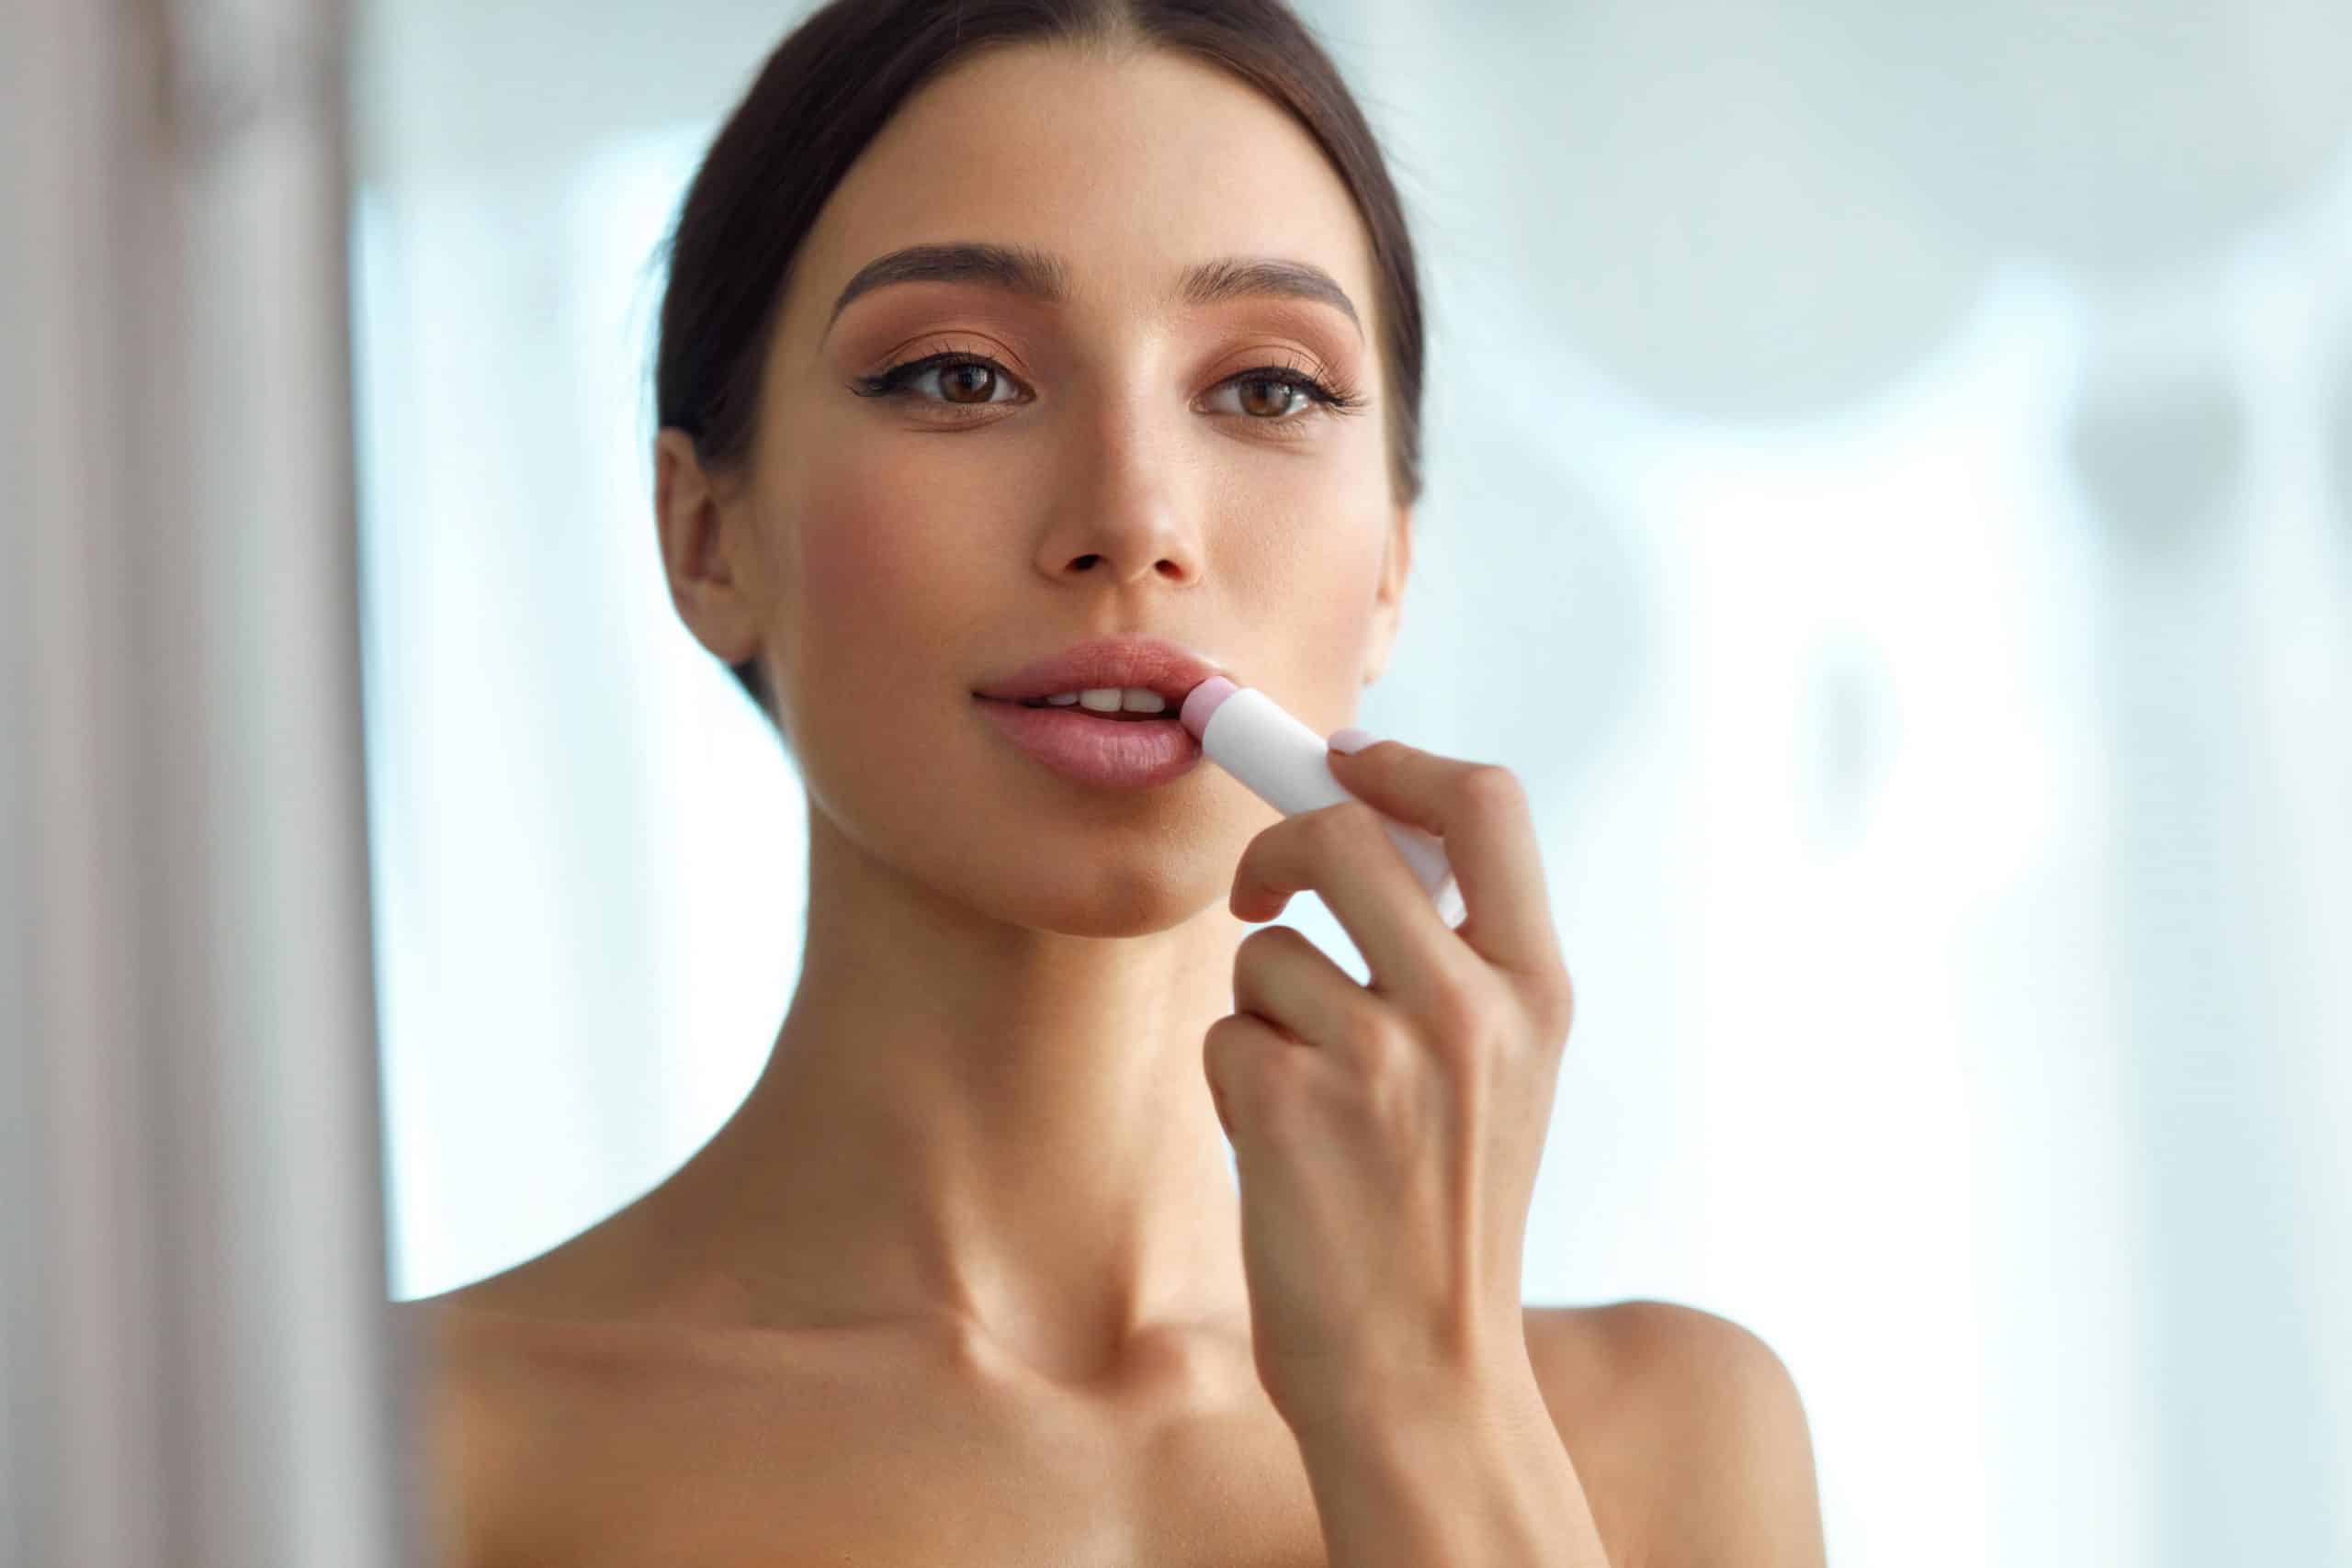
[780,42,1383,346]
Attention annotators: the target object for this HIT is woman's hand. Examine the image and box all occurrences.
[1203,732,1577,1441]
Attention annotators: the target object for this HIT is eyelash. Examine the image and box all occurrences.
[850,351,1368,434]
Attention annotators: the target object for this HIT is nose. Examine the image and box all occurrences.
[1032,399,1203,589]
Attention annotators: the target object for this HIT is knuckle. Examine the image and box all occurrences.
[1547,965,1577,1027]
[1427,988,1497,1055]
[1251,1049,1312,1131]
[1459,763,1529,816]
[1201,1022,1241,1097]
[1203,1010,1249,1064]
[1236,923,1305,969]
[1361,1047,1423,1136]
[1336,1002,1400,1059]
[1204,1014,1271,1097]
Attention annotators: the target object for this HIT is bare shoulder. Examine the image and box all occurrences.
[1522,1301,1826,1568]
[393,1292,588,1568]
[390,1282,864,1566]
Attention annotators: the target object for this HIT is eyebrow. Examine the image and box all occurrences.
[823,242,1363,343]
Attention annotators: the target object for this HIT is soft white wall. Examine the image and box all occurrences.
[353,3,2352,1563]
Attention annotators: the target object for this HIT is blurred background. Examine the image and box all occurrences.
[7,0,2347,1563]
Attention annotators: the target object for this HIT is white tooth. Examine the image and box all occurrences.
[1120,688,1167,713]
[1078,688,1125,712]
[1044,692,1081,705]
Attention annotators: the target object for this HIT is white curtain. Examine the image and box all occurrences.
[1,0,416,1563]
[349,2,2352,1565]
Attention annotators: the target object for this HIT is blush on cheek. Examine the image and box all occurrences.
[797,503,895,609]
[792,472,972,695]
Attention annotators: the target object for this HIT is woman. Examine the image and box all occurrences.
[403,2,1826,1562]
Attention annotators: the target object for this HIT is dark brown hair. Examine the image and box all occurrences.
[654,0,1428,725]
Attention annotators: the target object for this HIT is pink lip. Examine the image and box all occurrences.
[971,635,1227,707]
[974,697,1203,788]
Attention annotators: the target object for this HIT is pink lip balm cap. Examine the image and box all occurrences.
[1179,676,1238,739]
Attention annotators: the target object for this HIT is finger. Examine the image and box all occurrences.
[1230,798,1471,1011]
[1231,922,1398,1072]
[1323,739,1562,981]
[1203,1008,1324,1152]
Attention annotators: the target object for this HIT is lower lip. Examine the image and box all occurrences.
[974,697,1203,788]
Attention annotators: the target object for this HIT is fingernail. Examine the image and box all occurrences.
[1327,727,1378,754]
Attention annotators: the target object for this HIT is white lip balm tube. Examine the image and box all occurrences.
[1179,676,1467,930]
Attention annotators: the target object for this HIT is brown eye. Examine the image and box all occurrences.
[1235,377,1304,419]
[940,362,998,404]
[1205,366,1355,428]
[852,353,1025,411]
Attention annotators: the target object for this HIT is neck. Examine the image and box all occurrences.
[619,798,1258,1390]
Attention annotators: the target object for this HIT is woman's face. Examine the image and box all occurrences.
[708,42,1409,936]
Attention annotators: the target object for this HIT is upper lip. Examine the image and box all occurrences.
[972,636,1226,706]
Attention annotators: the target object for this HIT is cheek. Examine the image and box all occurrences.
[791,472,970,690]
[1257,522,1388,730]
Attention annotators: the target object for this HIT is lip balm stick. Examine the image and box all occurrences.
[1180,677,1467,930]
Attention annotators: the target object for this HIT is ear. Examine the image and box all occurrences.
[1362,502,1413,687]
[653,428,762,668]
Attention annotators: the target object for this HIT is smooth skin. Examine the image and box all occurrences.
[401,37,1824,1568]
